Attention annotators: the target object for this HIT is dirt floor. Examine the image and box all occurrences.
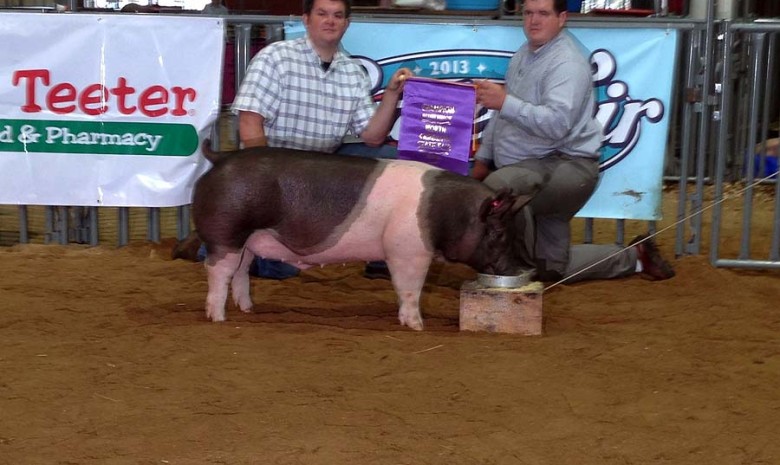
[1,186,779,465]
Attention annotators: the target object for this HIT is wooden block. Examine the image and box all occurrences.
[459,280,544,335]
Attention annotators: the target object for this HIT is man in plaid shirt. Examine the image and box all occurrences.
[232,0,410,154]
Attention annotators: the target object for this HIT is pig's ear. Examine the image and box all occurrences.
[479,188,518,222]
[503,177,545,217]
[509,193,534,215]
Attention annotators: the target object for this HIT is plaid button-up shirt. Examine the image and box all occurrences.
[231,36,376,153]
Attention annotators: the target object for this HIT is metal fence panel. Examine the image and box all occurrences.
[710,21,780,269]
[2,10,778,272]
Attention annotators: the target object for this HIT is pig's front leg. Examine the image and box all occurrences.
[387,254,432,331]
[205,249,242,322]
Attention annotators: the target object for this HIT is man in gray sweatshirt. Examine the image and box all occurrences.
[472,0,674,284]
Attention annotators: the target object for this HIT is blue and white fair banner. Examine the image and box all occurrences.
[0,13,223,207]
[288,21,677,220]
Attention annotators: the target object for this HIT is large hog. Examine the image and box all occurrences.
[192,145,533,330]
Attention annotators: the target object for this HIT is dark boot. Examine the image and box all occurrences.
[629,234,675,280]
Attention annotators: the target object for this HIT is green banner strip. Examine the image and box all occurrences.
[0,119,198,156]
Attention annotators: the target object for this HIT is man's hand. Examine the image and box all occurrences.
[471,159,492,181]
[385,68,414,94]
[475,80,506,111]
[361,68,414,146]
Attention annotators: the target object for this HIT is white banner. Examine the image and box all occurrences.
[0,13,223,207]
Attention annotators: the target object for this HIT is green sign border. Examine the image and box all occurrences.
[0,119,199,156]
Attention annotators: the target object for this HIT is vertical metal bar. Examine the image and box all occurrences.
[583,218,593,244]
[147,207,161,243]
[689,0,718,256]
[756,33,776,181]
[89,207,99,246]
[769,34,780,262]
[212,16,224,151]
[615,219,625,245]
[706,26,723,184]
[44,206,55,244]
[234,23,253,96]
[710,23,734,265]
[118,207,130,247]
[738,32,765,260]
[772,163,780,261]
[176,205,191,241]
[233,23,253,147]
[18,205,29,244]
[768,34,778,144]
[58,206,69,245]
[676,28,699,257]
[211,113,222,149]
[72,207,81,243]
[72,207,90,244]
[732,34,750,181]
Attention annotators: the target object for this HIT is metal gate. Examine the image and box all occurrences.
[707,20,780,269]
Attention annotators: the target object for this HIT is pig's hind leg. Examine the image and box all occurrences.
[230,248,255,313]
[205,249,242,322]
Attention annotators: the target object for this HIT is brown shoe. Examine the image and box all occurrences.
[172,231,203,261]
[630,234,675,281]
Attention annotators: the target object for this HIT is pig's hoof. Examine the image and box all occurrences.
[399,314,424,331]
[206,308,226,322]
[232,291,253,313]
[234,295,253,313]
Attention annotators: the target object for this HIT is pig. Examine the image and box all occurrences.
[192,143,534,330]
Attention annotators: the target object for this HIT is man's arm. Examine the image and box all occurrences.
[360,68,413,147]
[238,111,267,148]
[470,114,497,180]
[496,60,586,140]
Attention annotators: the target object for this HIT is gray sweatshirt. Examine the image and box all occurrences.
[475,31,603,166]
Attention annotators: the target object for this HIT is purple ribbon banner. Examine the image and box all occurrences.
[397,78,476,176]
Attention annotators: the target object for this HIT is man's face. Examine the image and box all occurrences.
[523,0,566,50]
[303,0,350,51]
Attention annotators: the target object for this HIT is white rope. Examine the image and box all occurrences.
[543,170,779,291]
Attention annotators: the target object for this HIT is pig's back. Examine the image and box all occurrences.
[192,148,436,252]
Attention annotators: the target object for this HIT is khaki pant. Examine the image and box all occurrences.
[484,154,637,283]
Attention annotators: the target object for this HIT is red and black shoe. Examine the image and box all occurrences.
[629,234,675,281]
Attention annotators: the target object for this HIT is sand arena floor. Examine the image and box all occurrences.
[1,184,779,464]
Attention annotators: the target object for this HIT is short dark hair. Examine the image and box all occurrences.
[522,0,568,14]
[303,0,352,17]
